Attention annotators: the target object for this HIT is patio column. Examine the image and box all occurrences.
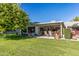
[35,26,39,35]
[60,24,63,38]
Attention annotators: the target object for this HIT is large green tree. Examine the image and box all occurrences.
[0,3,29,33]
[73,16,79,21]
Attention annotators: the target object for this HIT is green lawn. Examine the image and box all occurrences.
[0,35,79,56]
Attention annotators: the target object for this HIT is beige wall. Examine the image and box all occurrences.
[35,26,39,35]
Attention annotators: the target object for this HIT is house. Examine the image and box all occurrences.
[27,21,79,39]
[27,21,65,39]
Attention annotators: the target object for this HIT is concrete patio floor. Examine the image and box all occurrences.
[36,36,79,41]
[36,36,55,39]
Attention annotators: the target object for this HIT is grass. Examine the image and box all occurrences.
[0,34,79,56]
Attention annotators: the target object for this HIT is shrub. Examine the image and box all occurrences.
[0,34,6,38]
[63,28,72,39]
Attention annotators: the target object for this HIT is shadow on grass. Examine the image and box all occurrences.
[2,34,34,40]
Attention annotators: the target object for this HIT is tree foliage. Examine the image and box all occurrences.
[0,3,29,33]
[73,16,79,21]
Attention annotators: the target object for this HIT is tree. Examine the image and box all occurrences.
[0,3,29,34]
[73,16,79,21]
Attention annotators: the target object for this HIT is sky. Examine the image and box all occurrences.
[20,3,79,22]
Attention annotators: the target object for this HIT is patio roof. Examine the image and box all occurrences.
[28,21,65,27]
[37,21,63,25]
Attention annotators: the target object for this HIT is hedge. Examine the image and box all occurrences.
[63,28,72,39]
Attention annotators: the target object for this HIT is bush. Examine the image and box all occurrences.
[63,28,72,39]
[0,34,6,38]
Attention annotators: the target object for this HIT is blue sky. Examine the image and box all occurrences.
[20,3,79,22]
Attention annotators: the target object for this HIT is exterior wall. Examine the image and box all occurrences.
[35,26,39,35]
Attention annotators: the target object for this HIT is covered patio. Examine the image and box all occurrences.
[27,22,65,39]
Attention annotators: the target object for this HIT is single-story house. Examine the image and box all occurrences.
[27,21,79,39]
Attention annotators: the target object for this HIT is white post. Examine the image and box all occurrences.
[60,24,63,38]
[35,26,39,35]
